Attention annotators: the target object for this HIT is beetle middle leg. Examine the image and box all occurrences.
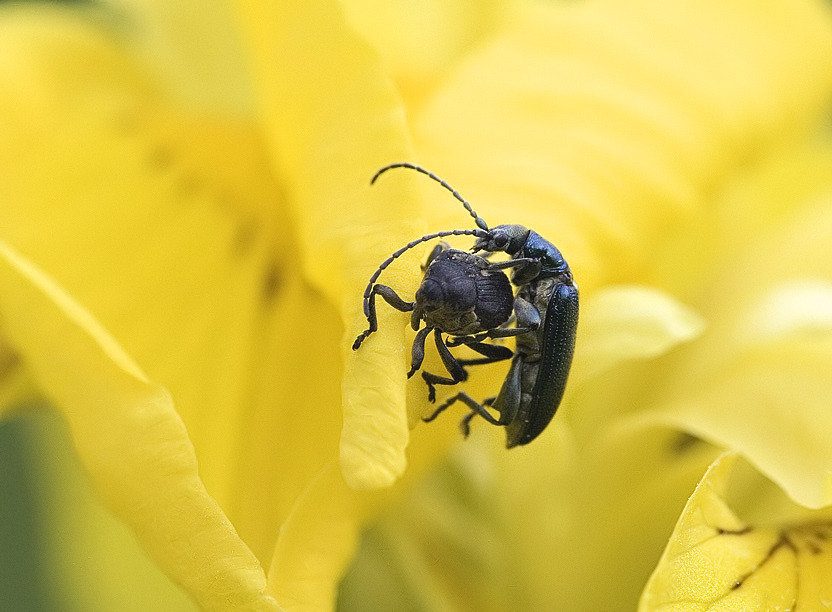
[421,329,469,402]
[407,325,433,378]
[454,341,513,367]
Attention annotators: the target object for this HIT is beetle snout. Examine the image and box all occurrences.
[416,278,445,308]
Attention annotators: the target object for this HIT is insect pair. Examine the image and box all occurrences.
[353,163,578,448]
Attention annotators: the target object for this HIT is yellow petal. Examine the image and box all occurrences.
[340,0,509,110]
[573,285,706,383]
[342,422,722,612]
[415,0,832,289]
[0,241,280,612]
[0,7,312,520]
[640,453,832,611]
[651,147,832,508]
[267,462,364,612]
[27,409,202,612]
[100,0,255,112]
[659,335,832,510]
[233,0,423,490]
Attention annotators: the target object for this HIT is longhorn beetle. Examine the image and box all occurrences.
[354,163,579,448]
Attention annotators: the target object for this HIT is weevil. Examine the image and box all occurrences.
[353,234,518,398]
[354,163,579,448]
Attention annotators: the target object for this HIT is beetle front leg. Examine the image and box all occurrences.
[422,242,449,270]
[485,257,538,271]
[421,329,468,402]
[353,284,415,350]
[407,325,433,378]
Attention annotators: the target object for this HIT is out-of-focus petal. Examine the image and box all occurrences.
[340,0,509,110]
[573,285,705,383]
[342,421,723,612]
[233,0,423,490]
[416,0,832,289]
[98,0,255,112]
[650,141,832,509]
[267,463,364,612]
[0,7,294,508]
[0,241,280,612]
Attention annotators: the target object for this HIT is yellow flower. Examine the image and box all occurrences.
[3,1,832,612]
[339,0,832,610]
[0,0,424,609]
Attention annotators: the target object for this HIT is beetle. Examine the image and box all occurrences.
[353,233,518,398]
[354,162,579,448]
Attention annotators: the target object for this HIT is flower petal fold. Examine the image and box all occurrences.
[640,453,832,611]
[267,462,369,612]
[0,241,280,612]
[651,146,832,509]
[232,0,423,489]
[573,285,705,383]
[415,0,832,289]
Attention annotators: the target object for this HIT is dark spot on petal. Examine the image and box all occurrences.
[0,348,20,382]
[717,526,752,536]
[262,262,281,302]
[233,219,258,255]
[176,174,201,198]
[808,541,822,555]
[669,431,702,455]
[148,144,174,171]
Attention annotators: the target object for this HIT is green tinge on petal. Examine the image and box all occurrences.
[640,453,832,611]
[97,0,256,113]
[573,285,706,384]
[233,0,421,490]
[0,241,280,612]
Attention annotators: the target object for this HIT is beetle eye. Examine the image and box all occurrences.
[493,232,509,249]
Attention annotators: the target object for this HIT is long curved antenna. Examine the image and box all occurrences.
[360,228,488,317]
[372,163,489,231]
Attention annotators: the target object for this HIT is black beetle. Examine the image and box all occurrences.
[354,163,579,448]
[353,235,517,398]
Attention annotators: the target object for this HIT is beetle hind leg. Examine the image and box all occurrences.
[423,392,500,437]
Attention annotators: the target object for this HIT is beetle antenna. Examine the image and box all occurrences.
[360,228,488,319]
[372,163,489,231]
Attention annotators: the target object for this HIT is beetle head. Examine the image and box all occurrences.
[474,224,530,256]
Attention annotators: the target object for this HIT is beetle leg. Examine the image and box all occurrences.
[490,354,524,426]
[407,325,433,378]
[485,257,537,271]
[422,242,449,270]
[456,341,513,366]
[423,392,501,437]
[513,295,541,329]
[353,284,415,349]
[421,329,468,402]
[445,333,487,346]
[445,327,533,347]
[485,326,535,338]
